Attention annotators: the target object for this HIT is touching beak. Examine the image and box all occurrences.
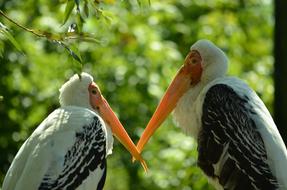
[136,51,202,154]
[96,91,148,172]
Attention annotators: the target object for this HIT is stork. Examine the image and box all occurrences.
[136,40,287,189]
[2,72,147,190]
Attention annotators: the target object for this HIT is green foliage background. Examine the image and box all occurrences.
[0,0,273,189]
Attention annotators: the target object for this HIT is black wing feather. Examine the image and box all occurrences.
[198,84,278,190]
[39,116,107,190]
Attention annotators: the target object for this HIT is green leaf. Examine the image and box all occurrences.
[0,96,3,101]
[137,0,142,6]
[84,0,89,17]
[57,41,83,74]
[136,0,151,7]
[0,27,23,52]
[58,41,82,63]
[101,10,114,25]
[74,0,80,12]
[76,12,85,32]
[64,31,101,43]
[70,48,82,63]
[0,41,4,57]
[63,0,75,25]
[69,43,83,74]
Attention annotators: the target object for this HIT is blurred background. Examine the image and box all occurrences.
[1,0,286,189]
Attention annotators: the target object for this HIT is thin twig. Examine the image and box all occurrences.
[0,9,96,66]
[1,10,99,43]
[0,10,46,38]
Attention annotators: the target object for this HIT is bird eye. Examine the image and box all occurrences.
[191,58,197,64]
[91,89,97,95]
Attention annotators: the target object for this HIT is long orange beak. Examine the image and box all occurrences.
[136,51,202,154]
[93,86,148,172]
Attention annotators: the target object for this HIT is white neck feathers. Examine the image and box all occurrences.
[59,72,93,109]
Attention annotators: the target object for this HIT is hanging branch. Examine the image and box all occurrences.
[1,10,47,38]
[0,10,100,43]
[0,9,102,65]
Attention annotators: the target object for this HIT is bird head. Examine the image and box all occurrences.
[59,72,94,109]
[59,72,147,172]
[136,39,228,153]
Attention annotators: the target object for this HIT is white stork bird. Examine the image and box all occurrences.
[2,72,147,190]
[136,40,287,189]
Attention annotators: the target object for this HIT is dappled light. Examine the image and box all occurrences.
[0,0,280,189]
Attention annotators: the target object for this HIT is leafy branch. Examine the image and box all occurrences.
[0,22,23,54]
[0,10,99,43]
[0,9,101,65]
[0,10,46,38]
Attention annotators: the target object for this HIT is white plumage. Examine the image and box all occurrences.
[174,76,287,189]
[136,40,287,190]
[3,107,108,190]
[2,72,146,190]
[174,40,287,189]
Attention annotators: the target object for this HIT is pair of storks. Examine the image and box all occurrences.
[2,40,287,190]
